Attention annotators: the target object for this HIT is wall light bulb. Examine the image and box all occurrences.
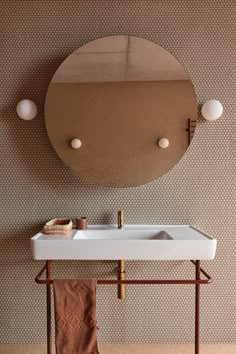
[201,100,223,121]
[16,99,38,120]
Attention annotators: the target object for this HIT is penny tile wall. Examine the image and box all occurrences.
[1,0,236,343]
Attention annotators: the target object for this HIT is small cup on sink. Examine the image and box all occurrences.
[76,217,87,230]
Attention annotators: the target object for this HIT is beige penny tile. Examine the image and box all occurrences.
[1,0,236,345]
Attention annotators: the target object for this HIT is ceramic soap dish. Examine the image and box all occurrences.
[43,218,72,235]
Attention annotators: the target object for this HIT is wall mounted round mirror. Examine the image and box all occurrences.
[45,36,197,187]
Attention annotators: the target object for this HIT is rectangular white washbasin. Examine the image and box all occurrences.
[31,225,217,260]
[73,229,173,240]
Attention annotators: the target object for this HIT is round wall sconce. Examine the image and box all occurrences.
[158,138,169,149]
[16,99,38,120]
[71,138,82,149]
[201,100,223,121]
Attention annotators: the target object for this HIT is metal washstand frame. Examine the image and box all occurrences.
[35,259,212,354]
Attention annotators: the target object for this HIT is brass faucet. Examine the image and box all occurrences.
[117,210,124,229]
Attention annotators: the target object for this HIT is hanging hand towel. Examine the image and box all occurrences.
[53,279,99,354]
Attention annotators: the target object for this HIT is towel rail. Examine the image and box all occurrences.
[34,260,212,354]
[35,260,211,285]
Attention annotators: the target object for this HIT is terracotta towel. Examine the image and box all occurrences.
[53,279,99,354]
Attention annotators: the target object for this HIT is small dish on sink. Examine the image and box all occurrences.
[43,218,72,235]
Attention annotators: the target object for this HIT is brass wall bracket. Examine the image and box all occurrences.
[186,118,197,145]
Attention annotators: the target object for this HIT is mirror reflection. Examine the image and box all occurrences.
[45,36,197,187]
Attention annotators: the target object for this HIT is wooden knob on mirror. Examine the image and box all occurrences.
[158,138,169,149]
[71,138,82,149]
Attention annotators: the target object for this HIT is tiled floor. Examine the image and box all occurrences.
[1,344,236,354]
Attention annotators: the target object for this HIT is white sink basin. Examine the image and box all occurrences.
[31,225,217,260]
[73,229,173,240]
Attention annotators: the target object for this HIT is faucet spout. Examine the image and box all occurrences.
[117,210,124,229]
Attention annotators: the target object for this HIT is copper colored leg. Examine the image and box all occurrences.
[195,260,200,354]
[46,261,52,354]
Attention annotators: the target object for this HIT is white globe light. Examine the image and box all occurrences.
[201,100,223,121]
[71,138,82,149]
[158,138,169,149]
[16,99,38,120]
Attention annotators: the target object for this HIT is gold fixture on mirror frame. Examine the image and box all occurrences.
[186,118,197,146]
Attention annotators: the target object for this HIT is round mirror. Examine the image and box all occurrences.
[45,36,197,187]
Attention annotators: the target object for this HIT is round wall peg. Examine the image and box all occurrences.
[71,138,82,149]
[158,138,169,149]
